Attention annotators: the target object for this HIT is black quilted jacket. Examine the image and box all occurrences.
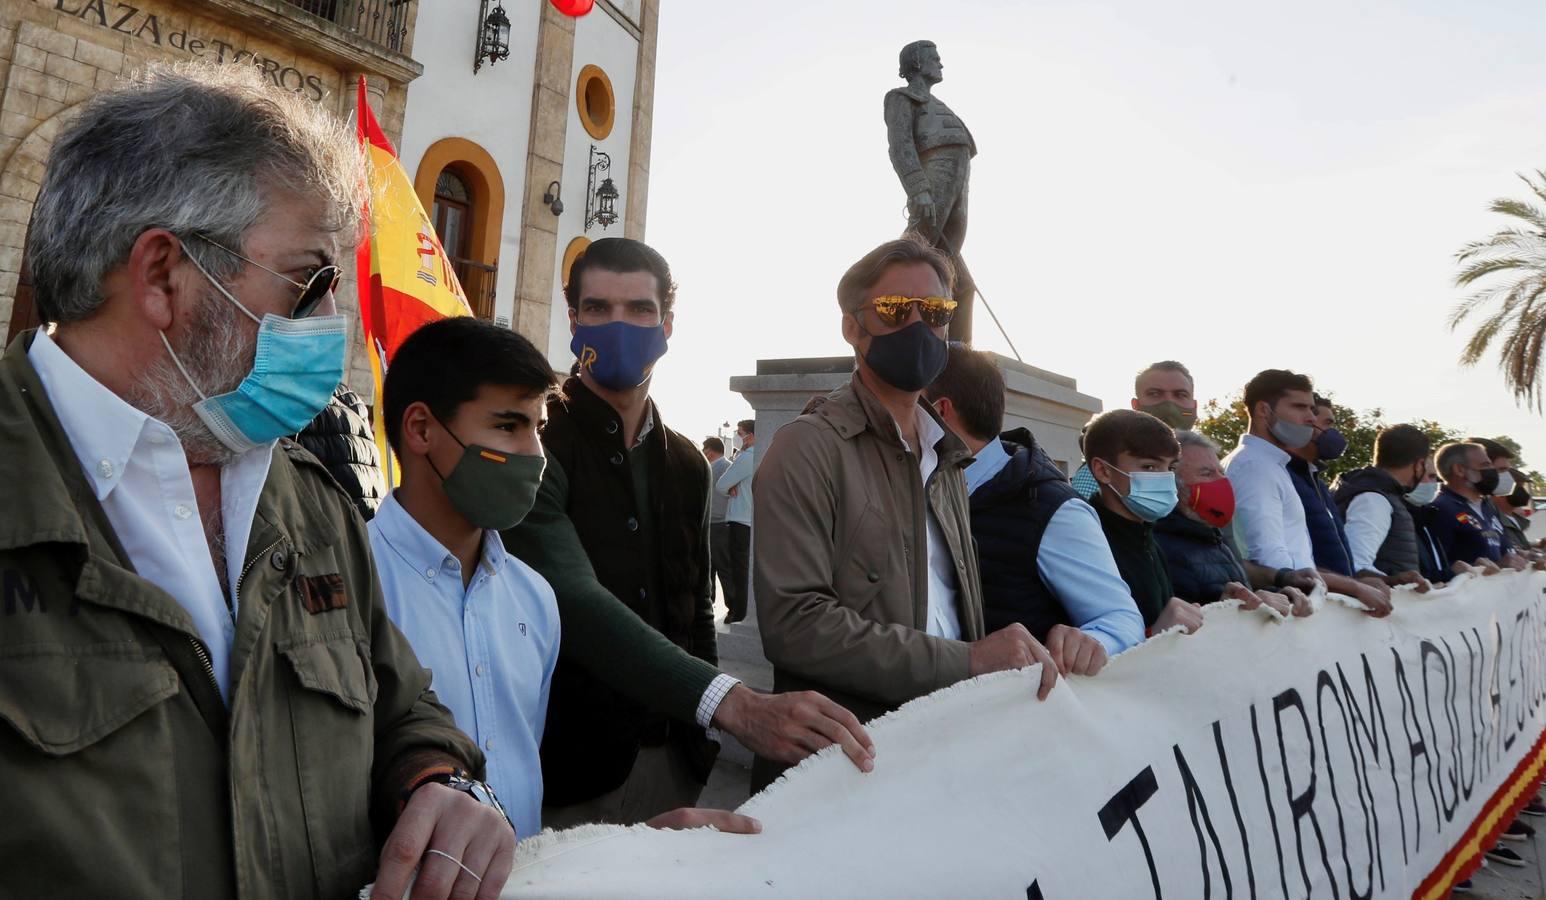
[296,386,385,522]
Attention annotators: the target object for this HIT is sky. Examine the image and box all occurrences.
[640,0,1546,461]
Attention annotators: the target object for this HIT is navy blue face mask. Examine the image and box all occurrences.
[570,321,669,391]
[860,319,949,392]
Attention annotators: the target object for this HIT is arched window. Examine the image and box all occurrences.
[431,168,496,319]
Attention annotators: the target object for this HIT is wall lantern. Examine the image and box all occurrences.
[585,144,620,230]
[542,180,563,216]
[475,0,512,73]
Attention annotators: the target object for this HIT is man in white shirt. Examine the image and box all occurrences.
[0,63,508,900]
[715,418,758,622]
[371,317,759,840]
[1223,370,1390,615]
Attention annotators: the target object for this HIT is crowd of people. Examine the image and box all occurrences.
[4,62,1543,899]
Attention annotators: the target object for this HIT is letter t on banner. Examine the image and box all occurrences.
[355,77,472,483]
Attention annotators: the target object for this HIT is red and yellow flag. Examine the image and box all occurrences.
[355,77,471,482]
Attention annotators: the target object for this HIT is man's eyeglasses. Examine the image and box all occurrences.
[193,234,341,319]
[859,295,957,328]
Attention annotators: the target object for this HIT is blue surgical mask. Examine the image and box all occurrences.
[164,251,347,454]
[1100,461,1179,523]
[571,321,669,391]
[1406,481,1440,506]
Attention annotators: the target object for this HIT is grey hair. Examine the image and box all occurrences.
[1175,429,1219,455]
[1435,441,1486,480]
[29,61,366,324]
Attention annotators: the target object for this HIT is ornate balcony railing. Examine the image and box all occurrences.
[279,0,413,53]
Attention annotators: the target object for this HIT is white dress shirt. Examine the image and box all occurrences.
[29,329,273,703]
[906,407,962,640]
[370,492,560,838]
[1221,433,1315,571]
[1344,492,1393,574]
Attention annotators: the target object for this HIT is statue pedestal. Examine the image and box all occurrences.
[711,354,1101,769]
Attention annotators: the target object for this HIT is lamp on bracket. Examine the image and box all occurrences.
[475,0,512,73]
[585,144,620,231]
[542,181,563,216]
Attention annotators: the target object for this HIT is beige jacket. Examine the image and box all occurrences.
[752,373,985,725]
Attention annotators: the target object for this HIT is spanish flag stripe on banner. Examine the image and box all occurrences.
[355,77,471,484]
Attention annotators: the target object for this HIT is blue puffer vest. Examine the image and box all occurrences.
[1287,458,1355,576]
[968,428,1079,639]
[1152,509,1248,604]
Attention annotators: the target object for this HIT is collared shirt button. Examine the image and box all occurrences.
[475,664,487,677]
[269,550,287,570]
[638,588,647,601]
[626,516,639,532]
[174,504,192,520]
[484,738,496,751]
[97,459,115,479]
[610,451,624,465]
[606,421,619,434]
[425,568,437,579]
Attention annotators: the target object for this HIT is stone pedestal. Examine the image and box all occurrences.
[711,354,1102,770]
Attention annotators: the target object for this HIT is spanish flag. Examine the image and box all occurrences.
[355,77,471,483]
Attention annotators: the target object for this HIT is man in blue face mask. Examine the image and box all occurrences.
[0,63,505,899]
[502,237,875,828]
[1083,409,1206,635]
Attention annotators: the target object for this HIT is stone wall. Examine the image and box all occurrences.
[0,0,422,397]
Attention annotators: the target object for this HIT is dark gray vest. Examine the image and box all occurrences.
[1333,468,1419,575]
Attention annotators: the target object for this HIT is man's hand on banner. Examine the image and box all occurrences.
[1504,552,1531,572]
[1044,624,1108,677]
[1345,579,1394,618]
[1221,581,1291,617]
[372,782,515,900]
[1465,558,1503,576]
[969,624,1060,699]
[1384,570,1432,593]
[1152,597,1205,634]
[647,808,762,834]
[1281,568,1322,594]
[1277,586,1316,617]
[712,686,876,773]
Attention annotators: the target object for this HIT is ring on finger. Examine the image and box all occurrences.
[425,848,483,884]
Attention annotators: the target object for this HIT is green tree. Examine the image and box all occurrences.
[1451,171,1546,408]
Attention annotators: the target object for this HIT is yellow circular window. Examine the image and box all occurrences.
[576,65,615,140]
[562,236,592,288]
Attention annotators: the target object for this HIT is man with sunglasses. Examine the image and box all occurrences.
[751,235,1060,790]
[0,66,509,900]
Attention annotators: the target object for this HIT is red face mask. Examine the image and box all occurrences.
[1188,477,1236,528]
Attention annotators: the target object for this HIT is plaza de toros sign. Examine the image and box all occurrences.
[40,0,330,100]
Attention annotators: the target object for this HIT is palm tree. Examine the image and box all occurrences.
[1452,170,1546,409]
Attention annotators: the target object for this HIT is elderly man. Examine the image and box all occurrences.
[753,236,1059,789]
[1431,441,1529,574]
[0,65,509,900]
[1154,431,1306,616]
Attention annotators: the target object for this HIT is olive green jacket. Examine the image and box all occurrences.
[0,332,482,899]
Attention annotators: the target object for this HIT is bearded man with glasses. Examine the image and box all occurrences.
[0,64,511,900]
[751,234,1061,791]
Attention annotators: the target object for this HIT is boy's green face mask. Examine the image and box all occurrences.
[429,420,546,531]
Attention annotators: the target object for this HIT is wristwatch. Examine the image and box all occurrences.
[423,772,515,832]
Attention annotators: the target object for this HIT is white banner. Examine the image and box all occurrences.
[506,571,1546,899]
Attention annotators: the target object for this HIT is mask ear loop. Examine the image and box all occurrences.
[159,331,209,402]
[183,241,262,326]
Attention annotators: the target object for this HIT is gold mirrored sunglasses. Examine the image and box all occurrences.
[861,295,958,328]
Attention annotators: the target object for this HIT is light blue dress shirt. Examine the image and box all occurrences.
[716,445,757,526]
[965,440,1144,655]
[369,492,560,839]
